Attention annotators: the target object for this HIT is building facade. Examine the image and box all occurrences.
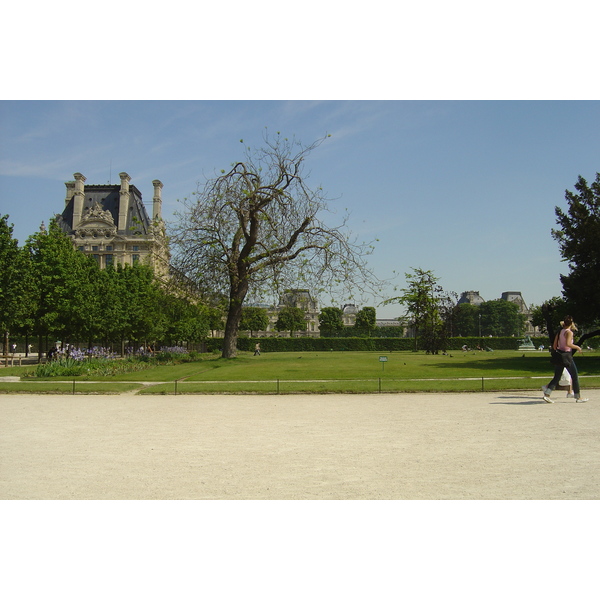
[55,172,169,278]
[458,290,538,335]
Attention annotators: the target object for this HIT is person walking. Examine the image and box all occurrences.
[542,315,589,403]
[254,342,261,356]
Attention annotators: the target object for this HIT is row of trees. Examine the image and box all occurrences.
[318,306,377,336]
[239,305,311,337]
[0,217,221,358]
[240,304,379,338]
[380,268,528,353]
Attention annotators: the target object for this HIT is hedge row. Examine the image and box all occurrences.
[206,336,556,353]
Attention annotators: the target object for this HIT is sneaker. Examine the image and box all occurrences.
[567,393,575,398]
[543,395,554,403]
[542,385,551,395]
[576,397,589,403]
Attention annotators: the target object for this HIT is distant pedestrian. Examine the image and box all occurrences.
[254,343,261,356]
[542,316,589,403]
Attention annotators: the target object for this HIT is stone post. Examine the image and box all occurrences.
[118,172,131,231]
[152,179,163,220]
[64,180,75,207]
[71,173,86,229]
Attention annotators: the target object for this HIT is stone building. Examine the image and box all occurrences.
[500,291,528,313]
[241,289,321,337]
[341,304,358,326]
[458,290,537,335]
[273,289,320,336]
[457,290,485,306]
[55,172,169,279]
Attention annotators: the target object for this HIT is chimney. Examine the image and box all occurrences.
[118,172,131,231]
[65,180,75,207]
[72,173,86,229]
[152,179,163,220]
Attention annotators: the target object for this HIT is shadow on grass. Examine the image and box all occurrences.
[431,355,600,375]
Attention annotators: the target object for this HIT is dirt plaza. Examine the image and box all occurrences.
[1,390,599,500]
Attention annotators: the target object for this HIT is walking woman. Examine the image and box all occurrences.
[542,316,589,403]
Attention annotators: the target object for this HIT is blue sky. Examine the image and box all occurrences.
[2,99,598,318]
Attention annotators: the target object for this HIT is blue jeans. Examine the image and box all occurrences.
[547,352,580,397]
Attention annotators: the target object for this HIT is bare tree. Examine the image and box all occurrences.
[170,133,379,358]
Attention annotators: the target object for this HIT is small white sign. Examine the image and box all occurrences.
[379,356,388,362]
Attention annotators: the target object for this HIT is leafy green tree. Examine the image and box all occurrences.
[62,251,103,344]
[354,306,376,336]
[156,291,187,346]
[383,268,453,353]
[529,297,570,338]
[183,303,211,345]
[160,293,210,347]
[479,299,526,337]
[0,216,31,355]
[318,307,344,336]
[275,306,307,337]
[96,264,129,350]
[89,262,163,352]
[119,263,164,347]
[206,306,226,338]
[551,172,600,343]
[25,220,100,358]
[240,306,270,337]
[171,132,379,358]
[453,302,480,337]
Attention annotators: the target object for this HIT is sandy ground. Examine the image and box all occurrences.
[1,389,599,500]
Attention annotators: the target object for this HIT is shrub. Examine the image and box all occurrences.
[33,355,157,378]
[206,336,538,353]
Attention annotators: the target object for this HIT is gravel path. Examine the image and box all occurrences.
[2,390,599,499]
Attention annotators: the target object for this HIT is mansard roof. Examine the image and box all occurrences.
[57,182,152,236]
[457,290,485,306]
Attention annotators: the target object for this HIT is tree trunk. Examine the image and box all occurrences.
[222,303,243,358]
[541,303,556,344]
[222,282,248,358]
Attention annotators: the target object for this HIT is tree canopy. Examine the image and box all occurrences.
[354,306,376,335]
[479,299,526,337]
[318,307,345,336]
[0,217,213,357]
[552,172,600,334]
[275,306,307,337]
[240,306,270,337]
[171,133,379,357]
[383,268,455,353]
[0,215,32,353]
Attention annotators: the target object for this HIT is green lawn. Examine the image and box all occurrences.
[0,381,143,394]
[2,350,599,394]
